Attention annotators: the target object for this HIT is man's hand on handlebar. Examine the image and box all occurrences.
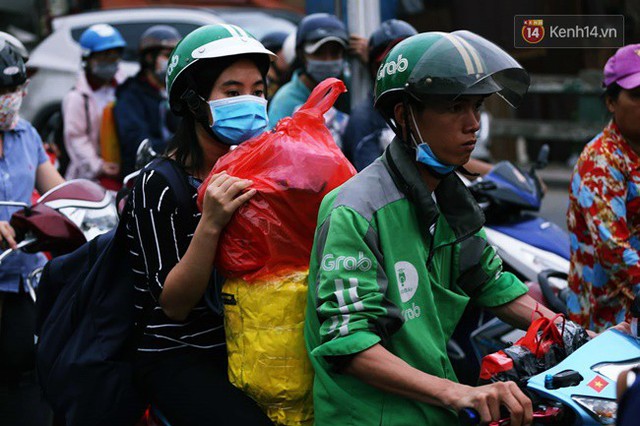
[448,381,533,426]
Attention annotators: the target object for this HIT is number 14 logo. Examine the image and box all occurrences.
[522,19,545,44]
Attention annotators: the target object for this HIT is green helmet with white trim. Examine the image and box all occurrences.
[166,24,276,114]
[374,30,530,119]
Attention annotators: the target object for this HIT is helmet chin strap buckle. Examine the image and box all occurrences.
[181,88,210,125]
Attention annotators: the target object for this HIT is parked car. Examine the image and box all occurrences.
[20,6,298,172]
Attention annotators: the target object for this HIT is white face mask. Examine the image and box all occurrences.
[0,90,23,131]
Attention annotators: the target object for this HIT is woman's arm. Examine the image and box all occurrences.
[35,161,65,194]
[159,171,255,321]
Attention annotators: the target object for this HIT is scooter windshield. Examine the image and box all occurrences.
[406,30,530,108]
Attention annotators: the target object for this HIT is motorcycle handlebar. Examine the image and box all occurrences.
[459,408,481,425]
[458,408,512,426]
[0,237,38,265]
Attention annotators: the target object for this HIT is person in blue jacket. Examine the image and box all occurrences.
[0,40,64,426]
[115,25,181,176]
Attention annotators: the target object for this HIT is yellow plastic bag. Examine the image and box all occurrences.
[99,101,120,164]
[222,270,313,426]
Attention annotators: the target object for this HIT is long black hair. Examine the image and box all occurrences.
[166,113,200,172]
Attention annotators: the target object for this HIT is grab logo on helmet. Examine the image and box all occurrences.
[167,54,179,78]
[377,54,409,80]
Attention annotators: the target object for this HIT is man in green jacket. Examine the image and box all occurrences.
[305,31,546,426]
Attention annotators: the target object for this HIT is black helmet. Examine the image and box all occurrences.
[296,13,348,55]
[368,20,417,66]
[139,25,181,53]
[0,31,29,62]
[0,40,27,88]
[260,31,289,53]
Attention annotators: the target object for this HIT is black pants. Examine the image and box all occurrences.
[134,346,273,426]
[0,291,53,426]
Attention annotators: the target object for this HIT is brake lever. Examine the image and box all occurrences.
[0,237,38,264]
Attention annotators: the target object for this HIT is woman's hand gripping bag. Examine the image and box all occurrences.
[197,78,356,425]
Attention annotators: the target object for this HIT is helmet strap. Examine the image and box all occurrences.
[181,88,216,139]
[407,102,423,149]
[405,99,455,179]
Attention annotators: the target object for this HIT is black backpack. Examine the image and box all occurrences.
[35,158,190,426]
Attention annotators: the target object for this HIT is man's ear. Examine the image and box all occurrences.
[393,102,405,129]
[605,95,616,114]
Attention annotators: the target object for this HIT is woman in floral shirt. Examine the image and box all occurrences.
[567,43,640,332]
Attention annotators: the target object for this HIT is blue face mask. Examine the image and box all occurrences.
[409,106,456,175]
[208,95,269,145]
[305,59,344,83]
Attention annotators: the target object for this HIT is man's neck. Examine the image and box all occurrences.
[143,69,164,91]
[625,137,640,158]
[417,162,441,192]
[299,71,316,91]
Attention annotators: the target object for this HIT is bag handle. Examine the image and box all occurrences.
[520,306,566,357]
[296,78,347,116]
[532,314,565,357]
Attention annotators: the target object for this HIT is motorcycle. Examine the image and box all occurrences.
[459,297,640,425]
[0,179,118,301]
[450,145,573,384]
[0,179,182,426]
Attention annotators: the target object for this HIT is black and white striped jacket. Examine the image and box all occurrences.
[125,161,225,353]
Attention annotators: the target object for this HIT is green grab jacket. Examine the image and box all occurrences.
[304,139,528,425]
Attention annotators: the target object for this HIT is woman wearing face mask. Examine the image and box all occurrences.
[62,23,125,185]
[115,25,181,177]
[125,24,274,425]
[0,41,64,426]
[268,13,351,148]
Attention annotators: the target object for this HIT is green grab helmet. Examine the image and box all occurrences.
[166,24,277,114]
[374,30,530,120]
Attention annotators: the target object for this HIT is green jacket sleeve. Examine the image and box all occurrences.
[466,228,529,307]
[310,206,403,359]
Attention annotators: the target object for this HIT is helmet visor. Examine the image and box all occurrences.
[406,30,530,108]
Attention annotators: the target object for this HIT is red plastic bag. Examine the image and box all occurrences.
[197,78,356,281]
[479,310,566,384]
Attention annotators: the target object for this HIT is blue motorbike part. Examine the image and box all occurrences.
[482,161,542,210]
[490,215,570,260]
[527,330,640,425]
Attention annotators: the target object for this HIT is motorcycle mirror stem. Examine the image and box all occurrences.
[531,144,550,172]
[529,144,550,199]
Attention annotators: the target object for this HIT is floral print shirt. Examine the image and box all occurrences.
[567,121,640,332]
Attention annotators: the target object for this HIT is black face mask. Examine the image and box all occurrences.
[91,61,118,82]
